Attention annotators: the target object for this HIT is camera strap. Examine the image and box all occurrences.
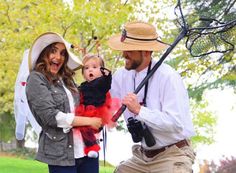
[132,60,157,147]
[134,59,152,107]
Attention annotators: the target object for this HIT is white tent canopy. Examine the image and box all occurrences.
[14,49,41,140]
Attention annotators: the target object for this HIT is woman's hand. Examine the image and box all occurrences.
[89,117,103,130]
[72,116,102,130]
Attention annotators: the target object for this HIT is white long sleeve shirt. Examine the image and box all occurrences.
[56,83,85,159]
[110,60,195,150]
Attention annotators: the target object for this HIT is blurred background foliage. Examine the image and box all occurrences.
[0,0,235,148]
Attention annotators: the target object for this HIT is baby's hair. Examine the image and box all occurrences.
[82,54,105,73]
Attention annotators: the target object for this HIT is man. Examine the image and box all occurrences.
[108,21,196,173]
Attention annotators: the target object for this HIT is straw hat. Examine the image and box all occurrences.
[28,32,82,71]
[108,21,168,51]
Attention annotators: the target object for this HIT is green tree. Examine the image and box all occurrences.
[0,0,138,143]
[130,0,235,98]
[1,0,234,148]
[178,0,236,100]
[127,0,235,145]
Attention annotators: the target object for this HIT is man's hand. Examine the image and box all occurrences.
[122,93,141,115]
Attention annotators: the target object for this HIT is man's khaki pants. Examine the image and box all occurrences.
[114,144,195,173]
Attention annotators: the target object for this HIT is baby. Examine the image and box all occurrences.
[74,54,116,158]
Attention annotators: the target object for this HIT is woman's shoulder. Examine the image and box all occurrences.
[29,70,43,77]
[28,70,48,83]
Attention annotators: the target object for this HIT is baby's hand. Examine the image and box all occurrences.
[100,67,111,76]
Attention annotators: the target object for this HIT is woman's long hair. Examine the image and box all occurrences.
[34,42,78,93]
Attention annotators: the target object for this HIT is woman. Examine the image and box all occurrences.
[26,32,102,173]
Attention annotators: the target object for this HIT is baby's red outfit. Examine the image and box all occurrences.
[75,92,113,155]
[74,71,118,157]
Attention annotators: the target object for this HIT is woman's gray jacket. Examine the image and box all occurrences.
[26,71,79,166]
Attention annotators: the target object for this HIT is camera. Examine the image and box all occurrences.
[127,117,156,147]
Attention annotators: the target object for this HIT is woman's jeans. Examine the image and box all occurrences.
[48,156,99,173]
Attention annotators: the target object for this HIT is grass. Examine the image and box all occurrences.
[0,156,115,173]
[0,157,48,173]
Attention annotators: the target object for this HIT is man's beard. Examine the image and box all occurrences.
[125,56,143,71]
